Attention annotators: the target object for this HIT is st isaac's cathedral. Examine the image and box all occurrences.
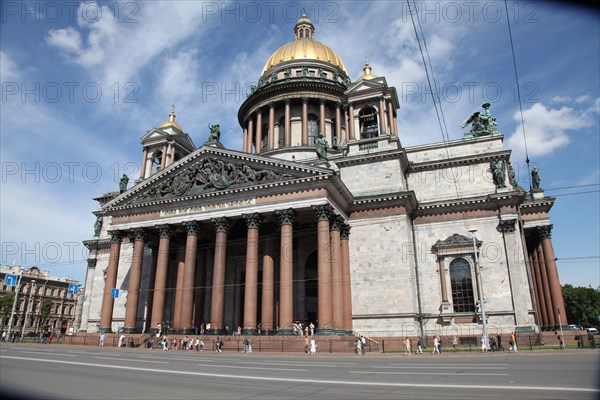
[80,15,566,338]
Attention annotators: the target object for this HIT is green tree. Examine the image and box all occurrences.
[39,299,53,332]
[562,284,600,328]
[0,293,15,327]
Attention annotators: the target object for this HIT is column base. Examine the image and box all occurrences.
[97,327,113,333]
[316,328,336,336]
[121,327,140,334]
[177,328,195,335]
[242,329,258,336]
[277,328,294,335]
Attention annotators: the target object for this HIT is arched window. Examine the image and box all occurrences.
[307,114,319,145]
[449,258,475,313]
[359,106,379,138]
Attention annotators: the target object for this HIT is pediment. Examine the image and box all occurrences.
[104,147,333,210]
[346,78,388,94]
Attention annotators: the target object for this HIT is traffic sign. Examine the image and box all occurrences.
[111,288,119,298]
[68,283,79,294]
[5,274,18,286]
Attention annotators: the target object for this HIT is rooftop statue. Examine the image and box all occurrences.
[531,167,541,190]
[119,174,129,193]
[315,133,328,160]
[461,103,498,137]
[208,124,221,142]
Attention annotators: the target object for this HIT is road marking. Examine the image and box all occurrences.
[94,356,169,364]
[20,351,76,357]
[0,355,596,393]
[237,361,349,367]
[349,371,509,376]
[205,364,307,372]
[373,365,507,370]
[386,363,509,367]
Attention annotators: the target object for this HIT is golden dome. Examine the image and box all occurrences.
[159,105,183,131]
[261,14,347,75]
[356,57,377,82]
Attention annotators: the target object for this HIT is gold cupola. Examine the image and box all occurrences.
[158,105,183,132]
[261,13,347,76]
[356,57,378,82]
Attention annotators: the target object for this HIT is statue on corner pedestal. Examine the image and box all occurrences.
[119,174,129,193]
[208,124,221,142]
[315,133,328,161]
[461,103,498,137]
[531,167,541,190]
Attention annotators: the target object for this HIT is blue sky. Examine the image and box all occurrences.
[1,1,598,289]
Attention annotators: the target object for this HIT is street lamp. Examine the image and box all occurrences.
[469,229,487,338]
[20,280,35,341]
[6,270,23,340]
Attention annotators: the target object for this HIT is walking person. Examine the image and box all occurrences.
[119,334,126,348]
[404,338,411,356]
[510,331,518,352]
[452,335,459,352]
[99,333,105,347]
[481,334,488,352]
[433,336,440,354]
[310,338,317,356]
[416,337,423,354]
[361,335,366,354]
[305,336,310,355]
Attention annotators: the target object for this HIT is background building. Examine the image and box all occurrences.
[0,265,80,338]
[80,16,566,338]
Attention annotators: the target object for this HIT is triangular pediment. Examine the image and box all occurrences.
[346,78,388,94]
[104,147,335,210]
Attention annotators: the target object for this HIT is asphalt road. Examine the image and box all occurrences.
[0,344,598,400]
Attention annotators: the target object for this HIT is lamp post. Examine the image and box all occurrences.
[469,230,487,338]
[20,280,35,340]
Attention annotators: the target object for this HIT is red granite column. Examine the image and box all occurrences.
[379,97,386,134]
[340,224,352,332]
[261,237,275,335]
[438,256,448,303]
[537,243,555,328]
[313,205,333,333]
[387,99,395,136]
[99,231,122,332]
[150,225,171,331]
[179,221,199,333]
[302,98,308,145]
[160,144,167,169]
[123,228,146,333]
[210,217,229,334]
[140,149,148,179]
[256,110,263,153]
[329,216,344,332]
[172,245,185,330]
[530,252,547,328]
[243,213,261,334]
[268,103,275,150]
[335,104,342,144]
[247,117,254,153]
[284,100,291,146]
[193,250,207,329]
[276,208,295,334]
[144,244,158,333]
[538,225,567,327]
[348,103,355,140]
[319,100,326,134]
[242,127,248,154]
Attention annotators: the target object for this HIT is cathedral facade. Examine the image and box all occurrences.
[80,16,566,337]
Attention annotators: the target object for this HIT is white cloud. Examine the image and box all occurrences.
[506,102,599,160]
[0,51,21,81]
[45,26,83,55]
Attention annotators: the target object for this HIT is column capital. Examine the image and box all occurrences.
[131,227,147,242]
[437,255,445,263]
[499,219,517,233]
[243,213,262,229]
[183,221,200,236]
[301,97,308,103]
[87,258,97,269]
[156,224,172,238]
[107,230,122,243]
[268,102,275,109]
[330,215,344,231]
[536,224,553,240]
[276,208,296,225]
[312,204,333,221]
[284,98,291,105]
[340,223,351,239]
[212,217,229,233]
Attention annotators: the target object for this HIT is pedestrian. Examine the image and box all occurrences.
[194,337,200,351]
[416,337,423,354]
[510,331,518,352]
[309,322,315,336]
[588,333,595,349]
[156,323,162,336]
[161,336,168,351]
[481,334,488,352]
[173,338,178,351]
[490,335,497,352]
[361,335,366,354]
[183,335,189,351]
[576,334,584,349]
[404,338,411,356]
[99,333,105,347]
[355,338,361,355]
[243,337,249,353]
[452,335,459,352]
[119,334,126,347]
[1,331,6,342]
[310,338,317,356]
[49,334,53,344]
[433,336,440,354]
